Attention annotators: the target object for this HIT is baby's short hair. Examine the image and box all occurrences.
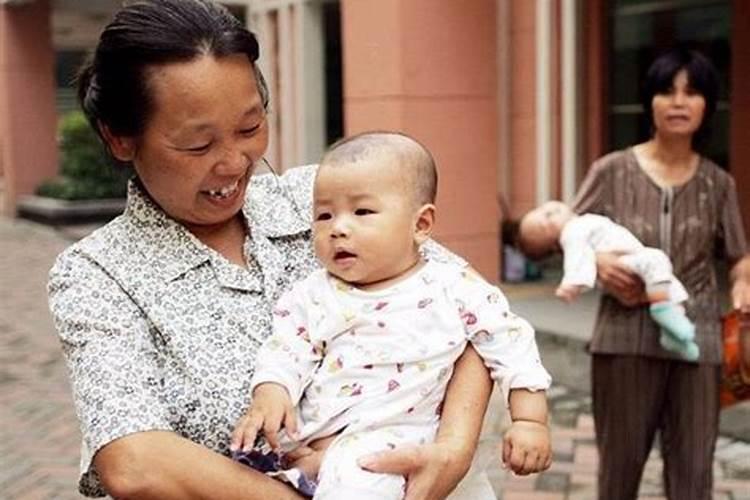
[321,131,437,205]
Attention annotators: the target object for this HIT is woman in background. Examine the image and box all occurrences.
[573,47,750,500]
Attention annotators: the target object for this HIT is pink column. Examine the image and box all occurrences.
[341,0,500,280]
[507,0,536,219]
[0,0,58,215]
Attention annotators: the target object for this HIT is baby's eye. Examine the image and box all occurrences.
[316,212,332,221]
[355,208,375,216]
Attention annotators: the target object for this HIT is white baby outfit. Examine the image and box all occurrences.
[559,214,688,302]
[251,260,551,499]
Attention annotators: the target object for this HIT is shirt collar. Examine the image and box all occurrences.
[123,173,312,284]
[243,170,312,238]
[123,180,212,282]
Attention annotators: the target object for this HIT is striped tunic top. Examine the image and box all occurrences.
[572,148,747,364]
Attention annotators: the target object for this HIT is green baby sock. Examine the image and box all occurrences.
[659,332,700,361]
[649,303,695,342]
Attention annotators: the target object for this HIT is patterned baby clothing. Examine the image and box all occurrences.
[249,260,551,498]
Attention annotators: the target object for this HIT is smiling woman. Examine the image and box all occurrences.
[101,54,269,253]
[47,1,496,499]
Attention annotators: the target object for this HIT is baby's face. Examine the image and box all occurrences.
[312,158,423,289]
[520,201,573,254]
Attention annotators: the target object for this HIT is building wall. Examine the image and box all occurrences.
[341,0,501,281]
[0,0,58,215]
[1,0,746,264]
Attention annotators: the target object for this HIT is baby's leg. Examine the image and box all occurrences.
[618,248,674,299]
[314,426,434,500]
[619,249,698,360]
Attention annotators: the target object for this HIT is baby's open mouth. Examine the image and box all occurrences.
[334,250,356,260]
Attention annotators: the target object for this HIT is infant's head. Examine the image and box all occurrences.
[518,201,575,259]
[312,131,437,289]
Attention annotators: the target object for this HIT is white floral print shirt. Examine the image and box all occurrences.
[48,165,461,497]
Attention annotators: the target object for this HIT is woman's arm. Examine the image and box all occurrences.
[732,256,750,380]
[731,255,750,312]
[95,431,302,499]
[357,345,492,500]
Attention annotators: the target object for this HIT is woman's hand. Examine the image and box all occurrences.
[595,252,646,307]
[357,436,472,500]
[731,256,750,313]
[732,279,750,314]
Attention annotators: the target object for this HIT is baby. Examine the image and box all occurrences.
[518,200,698,360]
[231,131,552,499]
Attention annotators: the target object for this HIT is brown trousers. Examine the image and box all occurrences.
[592,354,721,500]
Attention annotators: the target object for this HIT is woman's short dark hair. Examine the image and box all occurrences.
[641,47,719,148]
[77,0,268,143]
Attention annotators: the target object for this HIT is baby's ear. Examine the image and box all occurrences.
[414,203,436,244]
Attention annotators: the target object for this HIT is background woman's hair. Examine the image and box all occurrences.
[640,47,719,150]
[77,0,268,147]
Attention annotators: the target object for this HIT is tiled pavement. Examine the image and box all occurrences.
[1,216,749,499]
[485,385,750,500]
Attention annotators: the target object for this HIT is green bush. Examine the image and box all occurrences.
[36,111,130,200]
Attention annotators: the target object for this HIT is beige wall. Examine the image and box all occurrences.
[0,0,58,215]
[341,0,500,281]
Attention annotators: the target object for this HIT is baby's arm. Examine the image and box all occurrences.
[558,216,599,296]
[231,282,324,452]
[455,271,552,474]
[503,389,551,475]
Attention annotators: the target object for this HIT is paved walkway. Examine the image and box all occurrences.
[1,217,748,499]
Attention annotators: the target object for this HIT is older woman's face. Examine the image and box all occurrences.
[123,54,268,228]
[651,69,706,139]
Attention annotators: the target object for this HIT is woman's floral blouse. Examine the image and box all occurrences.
[48,165,462,497]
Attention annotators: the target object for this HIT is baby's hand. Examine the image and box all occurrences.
[555,284,582,303]
[230,383,297,452]
[502,420,552,475]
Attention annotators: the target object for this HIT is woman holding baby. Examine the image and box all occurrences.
[46,1,507,498]
[573,48,750,500]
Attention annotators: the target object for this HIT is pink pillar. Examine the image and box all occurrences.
[0,0,58,215]
[507,0,536,219]
[341,0,500,281]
